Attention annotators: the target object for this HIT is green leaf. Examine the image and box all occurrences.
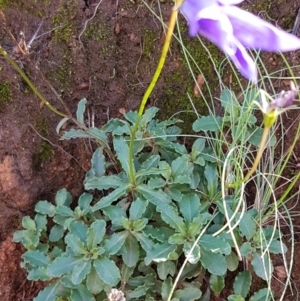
[102,118,127,133]
[49,225,64,242]
[198,234,231,255]
[246,127,276,147]
[132,218,148,232]
[34,213,47,231]
[240,242,253,257]
[157,204,186,234]
[22,250,51,267]
[130,198,148,221]
[13,229,39,249]
[141,106,159,125]
[140,155,160,170]
[86,267,105,294]
[56,205,74,217]
[87,128,108,146]
[35,201,56,217]
[28,267,51,281]
[200,248,227,275]
[228,295,245,301]
[78,193,93,210]
[121,264,135,282]
[93,257,121,286]
[193,116,223,132]
[56,117,70,134]
[93,183,131,210]
[126,284,149,300]
[268,240,287,254]
[233,271,252,298]
[124,110,138,124]
[249,288,272,301]
[65,234,87,255]
[157,261,176,280]
[33,280,60,301]
[220,89,239,117]
[133,232,155,252]
[251,252,273,281]
[173,287,202,301]
[114,136,131,176]
[47,256,83,277]
[69,221,88,243]
[85,175,125,190]
[179,193,200,224]
[238,212,256,240]
[148,177,166,189]
[90,148,106,177]
[179,262,202,281]
[161,278,172,301]
[71,261,92,285]
[210,274,225,295]
[183,242,200,264]
[137,185,171,206]
[188,213,212,237]
[76,98,87,125]
[87,220,106,249]
[102,205,126,226]
[71,284,95,301]
[121,234,140,267]
[61,129,91,140]
[145,242,177,265]
[169,233,186,245]
[143,225,170,242]
[104,231,129,256]
[55,188,72,207]
[204,164,218,198]
[225,251,239,272]
[192,138,205,154]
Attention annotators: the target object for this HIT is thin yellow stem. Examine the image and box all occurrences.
[0,46,68,118]
[243,125,270,182]
[128,0,184,185]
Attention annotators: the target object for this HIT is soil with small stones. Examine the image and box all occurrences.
[1,0,300,300]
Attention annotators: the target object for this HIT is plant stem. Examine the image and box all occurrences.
[128,0,184,185]
[0,45,68,118]
[243,125,270,182]
[228,125,271,187]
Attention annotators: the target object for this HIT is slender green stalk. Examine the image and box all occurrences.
[128,0,184,185]
[0,45,68,118]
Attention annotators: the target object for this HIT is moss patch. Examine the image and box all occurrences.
[0,80,12,110]
[52,0,78,43]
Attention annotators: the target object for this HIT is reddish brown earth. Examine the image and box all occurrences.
[1,0,300,300]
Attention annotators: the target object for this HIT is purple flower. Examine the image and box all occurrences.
[180,0,300,82]
[270,82,298,109]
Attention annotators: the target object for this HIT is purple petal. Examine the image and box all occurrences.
[229,41,258,82]
[225,7,300,51]
[217,0,244,4]
[270,89,298,109]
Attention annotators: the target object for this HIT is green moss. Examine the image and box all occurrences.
[141,28,157,58]
[0,0,49,17]
[83,19,109,42]
[0,80,12,110]
[46,56,73,92]
[0,0,9,8]
[157,23,227,132]
[52,0,78,43]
